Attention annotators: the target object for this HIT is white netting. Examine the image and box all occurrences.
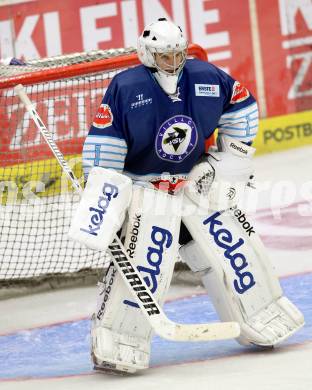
[0,47,136,77]
[0,45,205,288]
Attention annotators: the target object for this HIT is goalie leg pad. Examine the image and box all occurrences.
[92,184,183,372]
[181,196,304,347]
[68,167,132,251]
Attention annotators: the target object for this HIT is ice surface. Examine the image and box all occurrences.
[1,146,312,389]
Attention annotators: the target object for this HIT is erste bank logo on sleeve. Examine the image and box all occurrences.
[195,84,220,97]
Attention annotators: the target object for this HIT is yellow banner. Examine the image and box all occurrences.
[254,110,312,155]
[0,155,83,204]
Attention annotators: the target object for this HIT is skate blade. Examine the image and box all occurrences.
[92,353,137,375]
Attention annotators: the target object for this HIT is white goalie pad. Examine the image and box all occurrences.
[181,197,305,347]
[92,183,183,373]
[68,167,132,251]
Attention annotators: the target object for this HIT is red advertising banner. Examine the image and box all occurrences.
[258,0,312,116]
[0,1,256,98]
[0,77,110,166]
[0,0,311,136]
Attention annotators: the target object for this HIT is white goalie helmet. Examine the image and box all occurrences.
[137,18,188,95]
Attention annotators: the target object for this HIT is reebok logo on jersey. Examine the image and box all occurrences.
[93,104,113,128]
[230,81,250,104]
[195,84,220,97]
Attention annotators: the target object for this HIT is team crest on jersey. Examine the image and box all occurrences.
[93,104,113,128]
[230,81,250,104]
[155,115,198,162]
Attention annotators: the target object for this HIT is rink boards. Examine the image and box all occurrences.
[254,109,312,155]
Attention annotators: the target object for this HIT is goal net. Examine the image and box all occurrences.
[0,44,207,292]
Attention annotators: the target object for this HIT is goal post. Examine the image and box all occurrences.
[0,44,208,292]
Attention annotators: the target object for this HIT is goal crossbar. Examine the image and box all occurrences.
[0,44,207,88]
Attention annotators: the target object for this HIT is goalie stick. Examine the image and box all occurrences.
[14,83,240,342]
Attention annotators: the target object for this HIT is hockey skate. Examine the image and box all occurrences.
[91,352,136,375]
[91,314,150,375]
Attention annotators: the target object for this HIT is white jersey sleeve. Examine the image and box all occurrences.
[218,101,259,144]
[82,78,128,180]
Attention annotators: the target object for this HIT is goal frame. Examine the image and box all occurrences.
[0,44,207,89]
[0,43,209,296]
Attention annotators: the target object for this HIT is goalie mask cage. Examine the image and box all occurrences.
[0,44,207,294]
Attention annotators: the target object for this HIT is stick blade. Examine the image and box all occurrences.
[175,321,240,342]
[158,321,240,342]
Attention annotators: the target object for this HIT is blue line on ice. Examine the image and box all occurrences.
[0,273,311,380]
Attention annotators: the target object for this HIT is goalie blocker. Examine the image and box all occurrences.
[181,135,304,347]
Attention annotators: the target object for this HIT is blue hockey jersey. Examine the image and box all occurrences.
[83,59,258,181]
